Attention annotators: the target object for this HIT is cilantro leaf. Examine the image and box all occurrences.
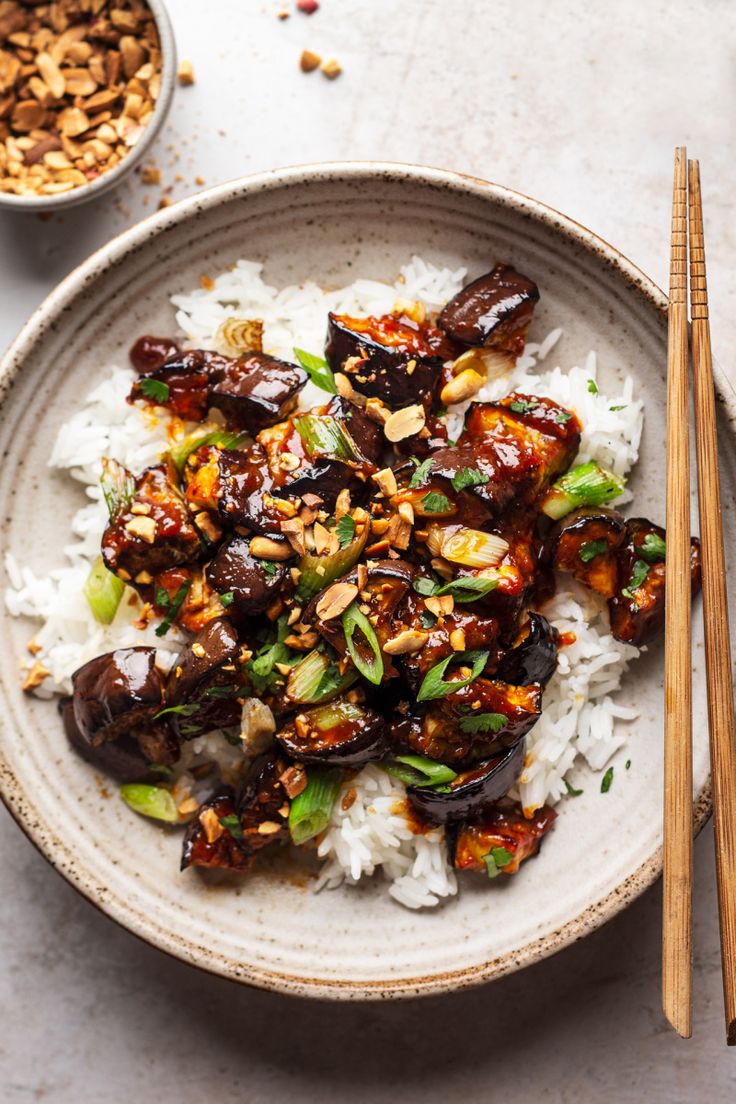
[637,532,666,563]
[579,538,609,563]
[509,399,536,415]
[609,404,627,412]
[409,458,434,488]
[139,377,170,403]
[564,778,583,796]
[154,702,200,720]
[219,591,235,607]
[155,581,191,637]
[421,491,452,514]
[458,711,508,734]
[483,846,514,879]
[219,814,244,839]
[587,379,598,394]
[452,467,490,493]
[256,558,280,578]
[417,649,489,702]
[335,514,356,549]
[621,559,649,601]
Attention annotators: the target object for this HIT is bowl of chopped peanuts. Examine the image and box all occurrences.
[0,0,176,210]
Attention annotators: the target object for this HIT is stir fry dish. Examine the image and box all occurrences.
[57,262,701,893]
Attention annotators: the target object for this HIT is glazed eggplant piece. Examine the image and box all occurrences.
[129,335,182,375]
[325,311,457,408]
[546,507,626,599]
[392,677,542,764]
[437,264,540,356]
[153,563,226,635]
[495,613,559,688]
[60,696,153,782]
[609,518,701,646]
[180,789,253,872]
[206,534,289,617]
[451,802,557,875]
[101,463,203,583]
[164,617,247,739]
[309,559,414,682]
[407,741,526,825]
[275,698,386,767]
[130,348,307,431]
[71,646,164,747]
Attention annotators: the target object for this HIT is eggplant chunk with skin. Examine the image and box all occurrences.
[407,741,526,825]
[102,463,203,583]
[451,802,557,875]
[495,613,559,688]
[206,534,289,617]
[325,311,457,408]
[130,348,307,431]
[437,264,540,356]
[276,698,386,767]
[546,507,626,599]
[60,696,154,782]
[392,677,542,765]
[164,617,248,740]
[71,646,164,747]
[180,789,252,872]
[609,518,701,646]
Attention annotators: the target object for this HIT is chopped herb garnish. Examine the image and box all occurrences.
[484,845,514,878]
[417,649,489,702]
[409,458,434,488]
[100,457,135,522]
[218,814,243,839]
[154,702,200,720]
[564,778,583,796]
[342,602,384,686]
[579,538,609,563]
[625,759,631,770]
[587,379,598,394]
[419,609,438,629]
[555,411,572,424]
[380,754,457,789]
[458,711,508,734]
[600,766,614,793]
[155,580,191,637]
[138,377,171,403]
[293,347,337,395]
[203,685,240,699]
[621,559,649,601]
[335,514,356,549]
[451,466,489,493]
[413,574,499,604]
[223,729,243,747]
[609,404,627,412]
[155,587,171,609]
[638,532,666,562]
[413,575,439,597]
[421,490,452,514]
[219,591,235,607]
[256,558,280,578]
[289,766,344,845]
[509,399,536,415]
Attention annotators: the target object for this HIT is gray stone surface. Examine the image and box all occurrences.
[1,0,735,1098]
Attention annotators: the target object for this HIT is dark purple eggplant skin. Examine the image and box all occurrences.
[209,352,307,431]
[216,444,288,535]
[275,699,387,767]
[285,396,384,502]
[325,314,452,409]
[437,264,540,352]
[206,534,288,616]
[60,697,153,781]
[165,617,245,739]
[407,741,526,825]
[71,647,163,747]
[495,613,559,689]
[545,507,626,599]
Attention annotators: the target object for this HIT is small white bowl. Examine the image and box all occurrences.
[0,0,177,214]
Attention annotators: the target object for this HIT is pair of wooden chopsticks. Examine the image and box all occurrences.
[663,146,736,1044]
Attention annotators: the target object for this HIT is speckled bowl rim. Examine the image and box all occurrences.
[0,0,177,213]
[0,161,719,999]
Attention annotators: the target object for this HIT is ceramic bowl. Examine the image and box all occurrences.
[0,163,728,998]
[0,0,177,213]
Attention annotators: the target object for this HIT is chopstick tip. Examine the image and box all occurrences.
[727,1018,736,1046]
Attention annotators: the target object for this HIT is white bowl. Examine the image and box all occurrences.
[0,163,727,998]
[0,0,177,213]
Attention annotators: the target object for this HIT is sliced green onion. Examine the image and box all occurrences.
[439,527,509,568]
[155,580,191,637]
[579,538,609,563]
[342,602,384,685]
[169,427,247,476]
[293,414,358,461]
[120,783,178,823]
[286,650,357,704]
[458,711,508,734]
[417,649,489,702]
[100,457,135,521]
[293,347,337,394]
[637,532,666,562]
[288,766,343,846]
[541,461,626,520]
[307,698,365,731]
[296,518,368,602]
[83,556,125,625]
[380,754,457,789]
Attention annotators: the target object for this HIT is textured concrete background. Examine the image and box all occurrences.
[1,1,735,1099]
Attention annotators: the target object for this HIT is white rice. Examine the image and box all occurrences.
[4,256,644,909]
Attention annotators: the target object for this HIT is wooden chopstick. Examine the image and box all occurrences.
[662,145,693,1039]
[688,159,736,1046]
